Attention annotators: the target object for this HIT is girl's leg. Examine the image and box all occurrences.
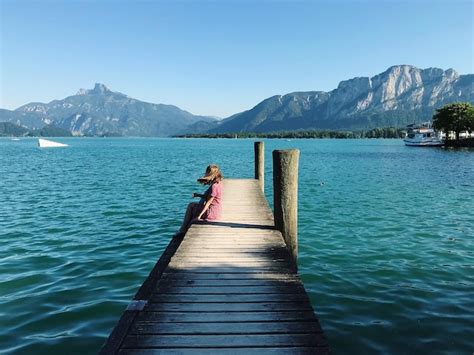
[178,202,198,233]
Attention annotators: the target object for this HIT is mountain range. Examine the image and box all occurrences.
[0,84,216,137]
[1,65,473,136]
[211,65,473,133]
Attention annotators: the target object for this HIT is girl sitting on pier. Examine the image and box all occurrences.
[177,164,223,234]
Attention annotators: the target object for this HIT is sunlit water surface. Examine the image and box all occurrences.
[1,138,473,354]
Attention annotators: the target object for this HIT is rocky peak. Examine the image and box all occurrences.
[76,88,88,95]
[421,67,459,82]
[368,65,423,103]
[444,68,459,80]
[92,83,111,94]
[76,83,112,96]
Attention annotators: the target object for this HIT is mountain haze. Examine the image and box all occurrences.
[211,65,474,133]
[1,84,215,136]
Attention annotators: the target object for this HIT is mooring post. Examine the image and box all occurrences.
[273,149,300,269]
[254,141,264,192]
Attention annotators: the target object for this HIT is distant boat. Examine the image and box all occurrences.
[38,138,68,148]
[11,138,20,141]
[403,122,443,147]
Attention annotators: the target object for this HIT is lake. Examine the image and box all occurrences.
[0,138,473,354]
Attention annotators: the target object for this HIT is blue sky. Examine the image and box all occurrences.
[1,0,473,117]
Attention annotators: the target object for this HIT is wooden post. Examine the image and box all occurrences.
[273,149,299,269]
[254,141,264,192]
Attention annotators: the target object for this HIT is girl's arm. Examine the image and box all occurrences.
[197,196,214,220]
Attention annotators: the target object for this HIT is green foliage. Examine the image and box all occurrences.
[176,127,406,139]
[0,122,73,137]
[433,102,474,140]
[26,124,73,137]
[0,122,29,136]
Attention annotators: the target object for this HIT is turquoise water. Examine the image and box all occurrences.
[0,138,473,354]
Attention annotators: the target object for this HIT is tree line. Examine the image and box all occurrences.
[0,122,72,137]
[176,127,406,139]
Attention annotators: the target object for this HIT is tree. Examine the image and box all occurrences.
[433,102,474,141]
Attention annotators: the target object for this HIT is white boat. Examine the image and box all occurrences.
[38,138,68,148]
[403,123,443,147]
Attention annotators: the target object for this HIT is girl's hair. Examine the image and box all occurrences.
[197,164,223,185]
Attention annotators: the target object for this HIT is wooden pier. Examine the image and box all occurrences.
[101,144,329,354]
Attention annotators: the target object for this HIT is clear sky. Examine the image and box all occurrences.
[1,0,473,117]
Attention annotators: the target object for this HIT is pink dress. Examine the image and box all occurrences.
[203,181,223,220]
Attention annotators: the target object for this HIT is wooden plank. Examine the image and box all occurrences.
[182,233,279,237]
[168,264,292,271]
[144,302,313,312]
[172,247,286,254]
[181,235,283,241]
[170,257,289,263]
[174,249,287,254]
[169,259,289,266]
[182,236,282,241]
[122,333,327,348]
[119,348,328,355]
[171,255,287,261]
[178,243,285,248]
[185,239,278,243]
[188,225,276,231]
[155,285,304,294]
[180,238,283,243]
[130,321,322,335]
[176,248,283,253]
[168,262,290,268]
[136,311,318,323]
[190,225,276,228]
[179,240,286,246]
[170,256,291,263]
[185,235,278,239]
[157,279,301,287]
[163,267,294,274]
[172,252,290,259]
[175,250,287,256]
[170,254,288,261]
[174,247,286,252]
[182,230,280,235]
[172,252,289,257]
[150,293,311,303]
[160,272,298,281]
[168,261,290,267]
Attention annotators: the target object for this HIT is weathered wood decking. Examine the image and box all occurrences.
[102,179,329,354]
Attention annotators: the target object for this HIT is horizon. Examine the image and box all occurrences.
[1,0,473,117]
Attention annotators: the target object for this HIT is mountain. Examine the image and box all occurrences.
[1,84,216,136]
[211,65,474,133]
[3,66,473,136]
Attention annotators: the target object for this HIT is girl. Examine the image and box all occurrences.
[177,164,223,234]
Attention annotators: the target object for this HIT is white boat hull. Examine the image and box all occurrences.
[38,138,68,148]
[403,138,443,146]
